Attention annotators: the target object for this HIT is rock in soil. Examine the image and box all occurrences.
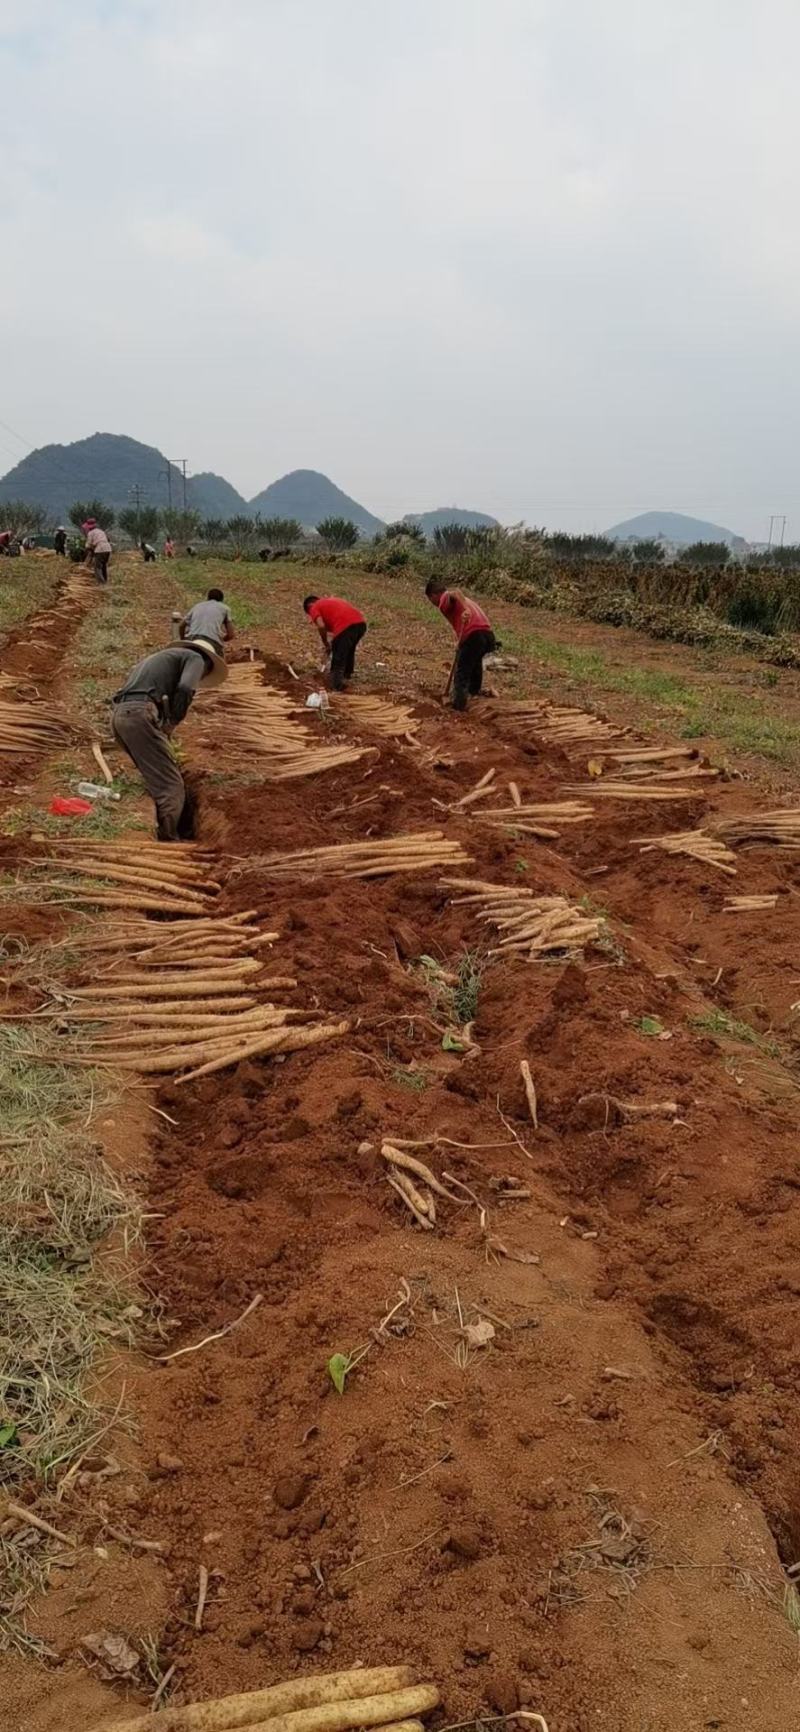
[446,1525,483,1560]
[485,1674,520,1714]
[292,1616,324,1652]
[274,1473,309,1510]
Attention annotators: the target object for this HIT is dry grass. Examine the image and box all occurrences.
[0,1023,145,1649]
[546,1488,657,1609]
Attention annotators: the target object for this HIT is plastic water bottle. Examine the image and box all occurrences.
[76,780,121,802]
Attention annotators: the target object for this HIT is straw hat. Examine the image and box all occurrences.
[184,637,228,688]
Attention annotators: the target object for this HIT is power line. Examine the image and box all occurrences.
[170,459,188,513]
[0,415,33,453]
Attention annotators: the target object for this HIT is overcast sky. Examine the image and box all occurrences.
[1,0,798,537]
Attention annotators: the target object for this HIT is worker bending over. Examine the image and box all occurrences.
[110,637,226,841]
[83,519,112,585]
[303,594,366,690]
[180,587,234,650]
[425,577,496,711]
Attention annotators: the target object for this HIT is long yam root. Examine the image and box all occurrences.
[102,1666,423,1732]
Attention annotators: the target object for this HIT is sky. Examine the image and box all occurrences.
[1,0,799,539]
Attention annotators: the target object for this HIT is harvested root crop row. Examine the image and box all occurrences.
[12,840,221,915]
[441,876,603,958]
[602,745,701,765]
[713,809,800,847]
[196,671,372,779]
[634,830,737,874]
[263,744,375,781]
[489,700,629,748]
[253,831,471,879]
[593,761,718,783]
[332,693,420,738]
[0,696,74,754]
[64,1017,349,1081]
[6,851,339,1077]
[477,798,594,838]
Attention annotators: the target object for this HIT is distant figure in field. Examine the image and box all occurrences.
[180,587,234,652]
[425,577,496,711]
[0,531,12,556]
[164,537,176,558]
[82,518,112,585]
[54,526,67,556]
[303,594,366,691]
[140,540,157,563]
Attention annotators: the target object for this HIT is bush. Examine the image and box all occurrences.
[379,520,425,545]
[69,499,115,530]
[681,540,730,567]
[316,517,359,551]
[255,515,301,546]
[0,500,47,536]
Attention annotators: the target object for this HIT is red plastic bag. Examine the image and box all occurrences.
[49,796,93,817]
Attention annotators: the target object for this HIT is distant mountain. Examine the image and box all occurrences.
[404,507,499,537]
[249,468,384,536]
[188,471,249,520]
[607,510,745,550]
[0,433,188,522]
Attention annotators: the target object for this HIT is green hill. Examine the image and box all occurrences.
[249,468,384,536]
[0,433,187,522]
[404,506,498,537]
[188,471,249,519]
[607,510,745,550]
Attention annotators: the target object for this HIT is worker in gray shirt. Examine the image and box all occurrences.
[180,587,234,650]
[110,638,227,840]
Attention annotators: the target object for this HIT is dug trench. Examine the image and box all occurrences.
[9,645,800,1728]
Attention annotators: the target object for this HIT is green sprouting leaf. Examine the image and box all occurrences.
[636,1015,665,1037]
[327,1354,350,1396]
[0,1421,18,1448]
[442,1029,464,1052]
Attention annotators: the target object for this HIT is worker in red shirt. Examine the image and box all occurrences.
[425,578,496,710]
[303,594,367,691]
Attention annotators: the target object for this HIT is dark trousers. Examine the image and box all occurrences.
[452,628,496,710]
[330,621,366,690]
[93,552,110,585]
[112,699,189,841]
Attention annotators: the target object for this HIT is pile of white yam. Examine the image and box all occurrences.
[103,1663,439,1732]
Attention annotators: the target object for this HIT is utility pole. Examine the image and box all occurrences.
[159,465,173,510]
[768,514,787,549]
[170,459,188,513]
[128,484,145,538]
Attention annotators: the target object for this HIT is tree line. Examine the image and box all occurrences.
[0,497,367,553]
[4,493,800,587]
